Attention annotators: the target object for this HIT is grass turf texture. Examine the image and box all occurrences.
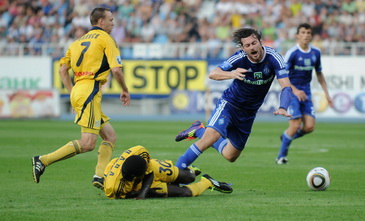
[0,120,364,220]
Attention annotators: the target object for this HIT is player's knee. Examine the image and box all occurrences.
[104,133,117,144]
[184,173,195,184]
[79,139,96,152]
[225,155,239,162]
[292,124,301,132]
[304,125,315,133]
[181,187,193,197]
[176,169,195,184]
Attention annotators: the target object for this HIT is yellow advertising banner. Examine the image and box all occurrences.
[53,60,207,95]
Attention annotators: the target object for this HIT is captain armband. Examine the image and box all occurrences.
[279,87,293,110]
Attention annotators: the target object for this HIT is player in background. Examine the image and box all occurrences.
[174,28,293,169]
[276,23,333,164]
[104,145,232,199]
[32,7,130,188]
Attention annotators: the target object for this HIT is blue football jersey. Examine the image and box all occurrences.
[284,44,322,96]
[218,46,288,111]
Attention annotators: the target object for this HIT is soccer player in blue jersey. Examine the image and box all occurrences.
[276,23,333,164]
[174,27,293,169]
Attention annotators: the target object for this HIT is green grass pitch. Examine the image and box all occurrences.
[1,119,364,220]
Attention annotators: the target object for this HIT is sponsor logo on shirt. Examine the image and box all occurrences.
[294,65,313,71]
[242,75,274,85]
[74,72,94,77]
[254,72,263,79]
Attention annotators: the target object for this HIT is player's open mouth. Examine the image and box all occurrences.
[251,51,258,56]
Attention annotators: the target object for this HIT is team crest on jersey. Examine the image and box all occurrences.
[218,118,224,125]
[311,55,317,62]
[263,65,270,75]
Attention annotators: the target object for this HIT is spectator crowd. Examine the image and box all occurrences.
[1,0,365,57]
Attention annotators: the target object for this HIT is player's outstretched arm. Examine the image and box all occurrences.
[209,67,246,81]
[274,77,293,117]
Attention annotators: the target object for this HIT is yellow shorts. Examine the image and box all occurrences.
[149,159,180,194]
[70,80,109,134]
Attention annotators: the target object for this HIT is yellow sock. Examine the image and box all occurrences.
[185,177,212,197]
[95,141,114,177]
[40,140,82,166]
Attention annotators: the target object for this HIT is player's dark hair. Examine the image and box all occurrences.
[297,23,312,34]
[122,155,147,181]
[232,28,262,47]
[90,7,110,26]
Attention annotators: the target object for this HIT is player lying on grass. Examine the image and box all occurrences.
[104,145,232,199]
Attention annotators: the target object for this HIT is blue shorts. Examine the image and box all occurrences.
[207,98,256,151]
[287,97,315,120]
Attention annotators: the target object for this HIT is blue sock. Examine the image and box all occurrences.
[293,129,304,139]
[212,137,227,154]
[278,132,293,158]
[196,127,205,139]
[175,144,202,169]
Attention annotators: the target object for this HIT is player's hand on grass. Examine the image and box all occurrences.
[273,108,292,117]
[125,191,139,199]
[134,195,146,200]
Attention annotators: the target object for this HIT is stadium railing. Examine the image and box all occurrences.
[1,41,365,58]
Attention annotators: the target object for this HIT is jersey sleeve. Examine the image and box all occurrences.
[218,50,244,71]
[314,50,322,73]
[104,36,122,69]
[284,50,294,71]
[273,53,288,79]
[59,47,71,67]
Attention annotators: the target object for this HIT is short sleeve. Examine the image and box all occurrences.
[104,36,123,69]
[59,47,71,67]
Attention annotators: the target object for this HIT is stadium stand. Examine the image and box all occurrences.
[1,0,365,57]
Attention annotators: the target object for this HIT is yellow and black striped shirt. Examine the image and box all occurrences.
[60,26,122,85]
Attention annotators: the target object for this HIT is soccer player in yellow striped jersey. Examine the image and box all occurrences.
[32,8,130,189]
[104,145,233,199]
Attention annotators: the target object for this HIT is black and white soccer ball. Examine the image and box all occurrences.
[306,167,330,191]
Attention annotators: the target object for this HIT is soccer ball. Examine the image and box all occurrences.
[306,167,330,191]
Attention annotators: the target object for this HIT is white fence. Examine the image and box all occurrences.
[1,42,365,58]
